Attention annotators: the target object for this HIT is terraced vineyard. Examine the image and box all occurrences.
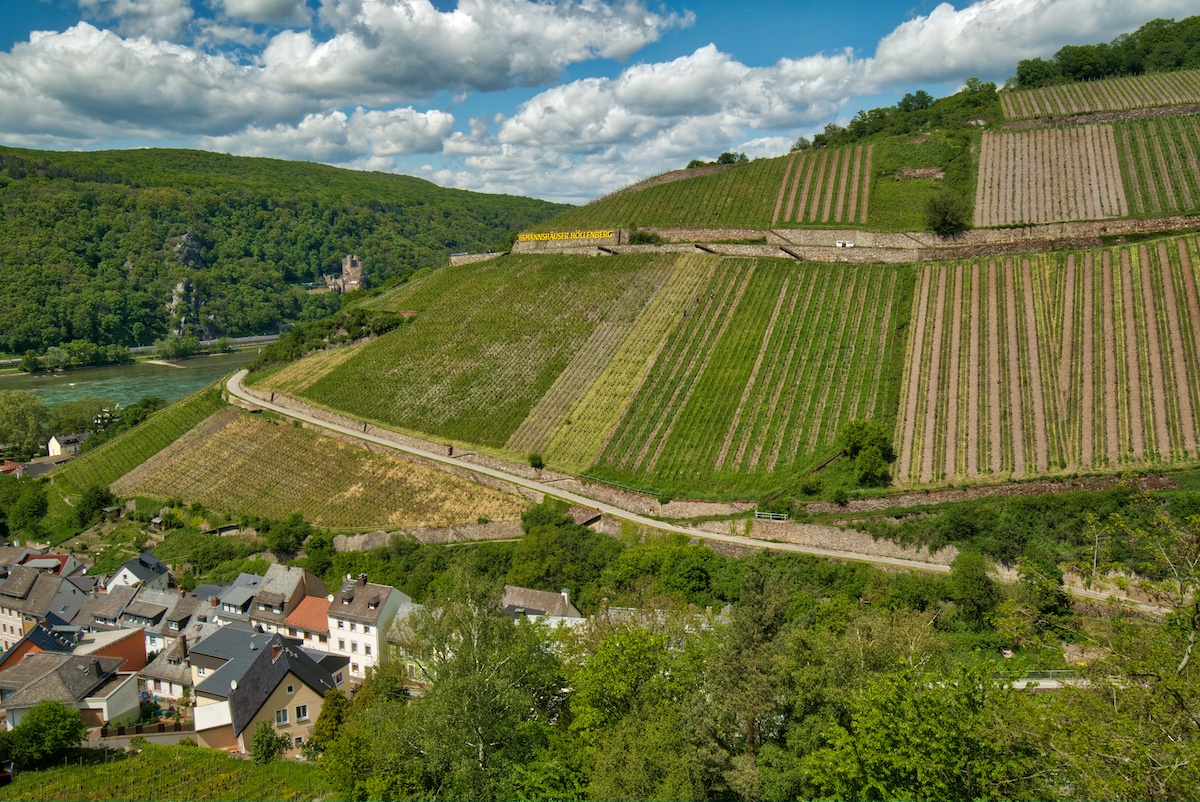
[974,125,1127,226]
[532,157,787,231]
[113,407,528,529]
[51,385,225,496]
[587,258,911,495]
[251,253,678,448]
[895,235,1200,485]
[1114,115,1200,215]
[1001,69,1200,120]
[771,144,872,225]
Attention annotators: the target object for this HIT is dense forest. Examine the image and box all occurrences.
[1012,16,1200,88]
[0,147,568,355]
[299,500,1198,801]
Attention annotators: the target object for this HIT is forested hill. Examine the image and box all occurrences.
[0,147,569,355]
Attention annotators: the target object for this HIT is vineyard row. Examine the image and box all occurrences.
[895,237,1200,486]
[1000,69,1200,120]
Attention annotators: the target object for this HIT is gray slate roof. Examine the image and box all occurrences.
[0,653,126,709]
[502,585,583,618]
[329,576,406,625]
[191,628,336,737]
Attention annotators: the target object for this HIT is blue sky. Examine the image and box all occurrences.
[0,0,1193,202]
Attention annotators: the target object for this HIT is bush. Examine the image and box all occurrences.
[926,191,971,237]
[250,720,290,764]
[627,227,663,245]
[76,485,117,529]
[528,453,545,471]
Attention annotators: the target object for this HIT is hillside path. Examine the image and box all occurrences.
[224,370,1166,614]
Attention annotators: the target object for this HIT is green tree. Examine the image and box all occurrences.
[266,512,312,556]
[75,485,117,529]
[837,418,894,462]
[49,396,116,436]
[7,701,87,769]
[805,666,1039,800]
[394,564,565,799]
[926,190,970,237]
[854,445,891,487]
[305,688,350,757]
[250,720,289,764]
[0,390,50,460]
[949,551,999,630]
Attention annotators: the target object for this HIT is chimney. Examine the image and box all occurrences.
[180,635,188,658]
[210,596,219,607]
[358,573,368,587]
[271,641,282,661]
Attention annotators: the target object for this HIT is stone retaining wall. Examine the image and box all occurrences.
[448,252,505,266]
[335,519,525,551]
[697,520,956,566]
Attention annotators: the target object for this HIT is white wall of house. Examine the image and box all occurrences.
[327,591,405,681]
[89,673,140,725]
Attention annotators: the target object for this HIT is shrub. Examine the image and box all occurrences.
[250,720,289,764]
[926,191,971,237]
[528,453,545,471]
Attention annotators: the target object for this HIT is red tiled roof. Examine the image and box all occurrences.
[284,595,331,634]
[1,461,20,475]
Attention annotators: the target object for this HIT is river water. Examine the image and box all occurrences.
[0,351,255,408]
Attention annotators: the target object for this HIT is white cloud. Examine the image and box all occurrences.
[259,0,692,103]
[221,0,313,26]
[497,45,862,153]
[203,106,454,161]
[870,0,1200,85]
[75,0,194,41]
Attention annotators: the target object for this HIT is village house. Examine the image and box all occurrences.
[0,653,139,730]
[47,433,89,457]
[191,628,338,756]
[0,621,147,674]
[502,585,585,628]
[106,552,169,593]
[328,574,410,682]
[246,564,327,635]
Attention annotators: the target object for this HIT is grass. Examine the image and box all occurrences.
[3,743,330,801]
[587,258,913,498]
[110,406,529,530]
[532,157,788,230]
[50,385,225,498]
[257,253,674,449]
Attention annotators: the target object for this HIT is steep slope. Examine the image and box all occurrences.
[0,146,568,355]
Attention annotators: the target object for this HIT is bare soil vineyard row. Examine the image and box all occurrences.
[772,144,873,225]
[1001,69,1200,120]
[974,125,1127,227]
[895,236,1200,486]
[1115,115,1200,215]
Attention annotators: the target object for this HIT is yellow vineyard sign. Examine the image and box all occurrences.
[517,229,615,242]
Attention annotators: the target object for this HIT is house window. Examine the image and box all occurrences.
[168,621,179,631]
[350,623,357,632]
[351,642,358,654]
[338,639,346,650]
[365,644,372,656]
[337,620,344,629]
[335,672,344,684]
[351,663,359,674]
[288,628,298,636]
[318,635,327,644]
[286,684,295,695]
[296,705,309,721]
[275,709,289,726]
[154,680,162,691]
[364,625,371,635]
[295,736,303,747]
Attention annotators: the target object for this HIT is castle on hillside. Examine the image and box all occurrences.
[324,255,367,293]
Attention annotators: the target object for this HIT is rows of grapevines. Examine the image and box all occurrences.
[289,254,670,448]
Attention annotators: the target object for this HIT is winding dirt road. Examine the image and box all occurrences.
[224,370,1166,614]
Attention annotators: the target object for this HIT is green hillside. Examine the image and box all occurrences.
[248,252,914,498]
[0,146,568,355]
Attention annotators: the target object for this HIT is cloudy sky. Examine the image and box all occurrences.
[2,0,1194,203]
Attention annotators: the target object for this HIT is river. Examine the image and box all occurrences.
[0,351,255,408]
